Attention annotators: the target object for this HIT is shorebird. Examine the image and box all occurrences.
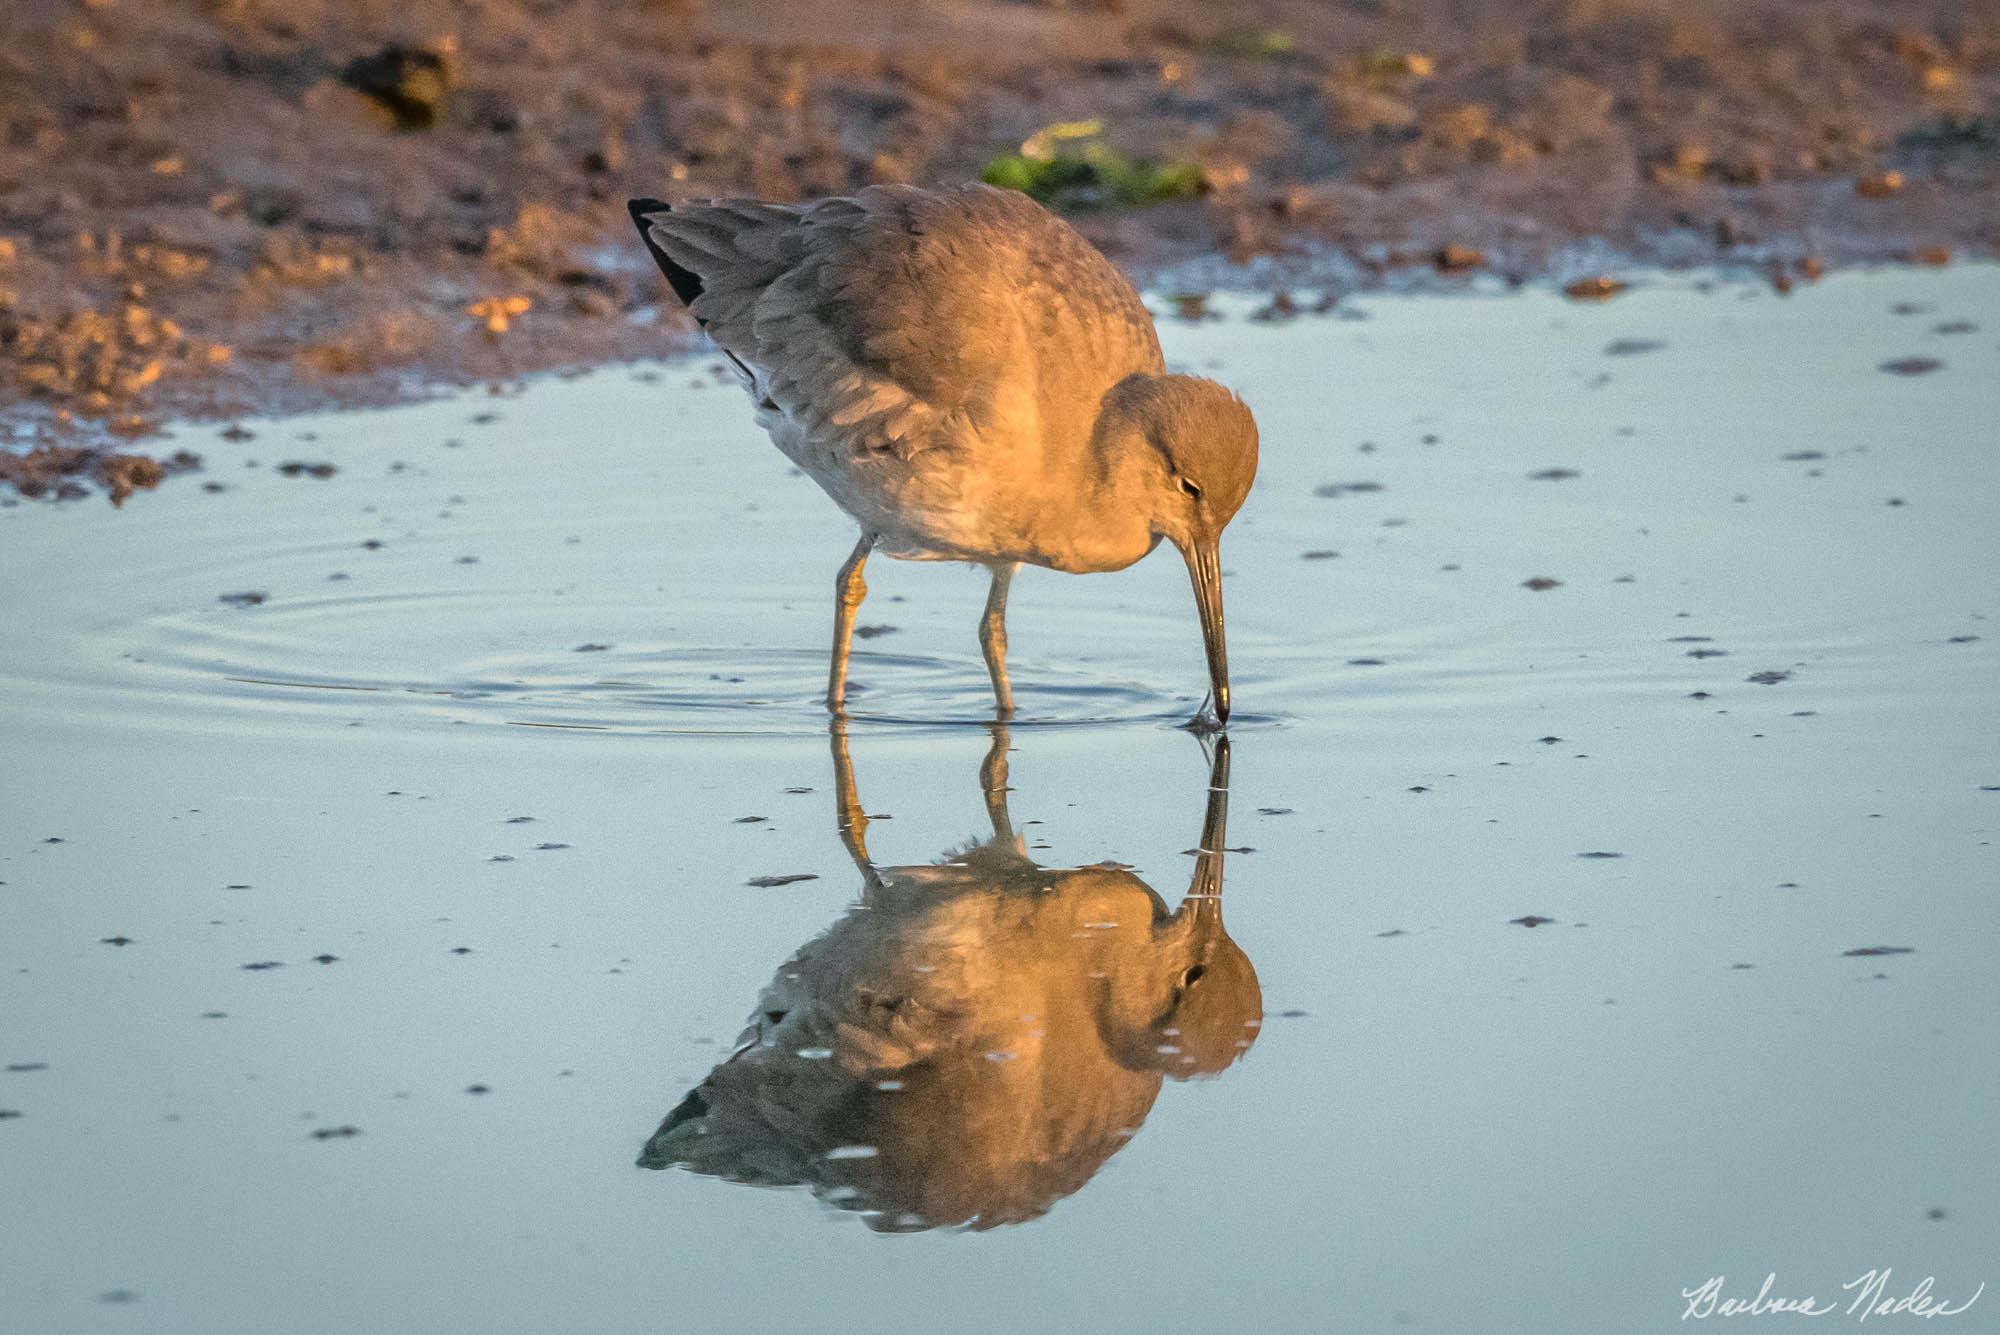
[628,183,1258,722]
[639,725,1258,1230]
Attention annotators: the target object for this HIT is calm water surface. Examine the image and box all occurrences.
[2,268,1996,1333]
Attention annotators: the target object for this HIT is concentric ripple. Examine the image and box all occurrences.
[48,584,1259,737]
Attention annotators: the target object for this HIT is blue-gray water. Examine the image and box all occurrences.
[2,268,1995,1333]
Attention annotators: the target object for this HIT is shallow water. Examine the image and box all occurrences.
[3,268,1996,1333]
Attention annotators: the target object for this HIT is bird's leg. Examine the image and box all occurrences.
[827,533,874,714]
[979,562,1018,718]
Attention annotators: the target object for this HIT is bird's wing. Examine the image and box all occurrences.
[633,185,1164,461]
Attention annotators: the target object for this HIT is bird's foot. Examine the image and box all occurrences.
[1180,691,1227,736]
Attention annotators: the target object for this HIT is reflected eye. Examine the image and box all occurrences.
[1177,476,1203,500]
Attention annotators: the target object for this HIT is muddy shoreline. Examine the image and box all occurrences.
[3,0,1996,500]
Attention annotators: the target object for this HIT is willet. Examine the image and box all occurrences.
[628,183,1258,722]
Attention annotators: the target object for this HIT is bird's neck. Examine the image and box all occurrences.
[1028,430,1157,573]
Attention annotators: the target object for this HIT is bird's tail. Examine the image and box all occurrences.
[627,198,706,308]
[626,197,807,316]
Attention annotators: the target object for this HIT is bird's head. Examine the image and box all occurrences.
[1096,374,1259,722]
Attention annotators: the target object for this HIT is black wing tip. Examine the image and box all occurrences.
[627,197,672,225]
[627,197,705,307]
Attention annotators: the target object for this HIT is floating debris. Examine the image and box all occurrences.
[1879,357,1943,376]
[1564,276,1627,301]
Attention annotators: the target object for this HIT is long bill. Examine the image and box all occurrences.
[1181,537,1231,724]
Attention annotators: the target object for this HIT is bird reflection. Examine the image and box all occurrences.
[639,724,1261,1232]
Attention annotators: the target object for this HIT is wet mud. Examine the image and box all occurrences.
[4,0,1999,496]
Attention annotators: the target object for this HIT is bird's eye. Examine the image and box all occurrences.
[1177,476,1203,500]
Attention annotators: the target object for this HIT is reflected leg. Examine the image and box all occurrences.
[978,723,1014,844]
[828,719,874,878]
